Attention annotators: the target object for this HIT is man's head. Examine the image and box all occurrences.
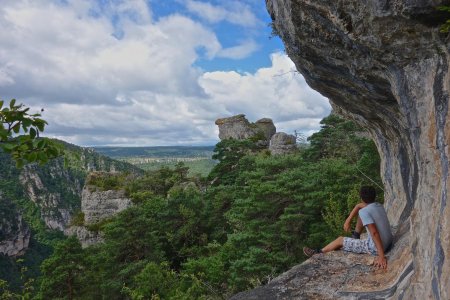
[360,186,376,203]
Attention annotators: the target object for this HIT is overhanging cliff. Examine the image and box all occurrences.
[256,0,449,299]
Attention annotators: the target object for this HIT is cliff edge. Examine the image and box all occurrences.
[263,0,450,298]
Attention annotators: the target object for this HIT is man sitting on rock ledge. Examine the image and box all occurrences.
[303,186,393,269]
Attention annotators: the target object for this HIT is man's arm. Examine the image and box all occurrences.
[367,223,387,269]
[343,202,367,232]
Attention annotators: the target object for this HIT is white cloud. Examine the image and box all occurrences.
[198,52,331,137]
[0,1,330,146]
[217,40,260,59]
[43,52,330,146]
[0,1,220,104]
[185,0,261,27]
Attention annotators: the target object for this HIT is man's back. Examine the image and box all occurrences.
[359,203,393,251]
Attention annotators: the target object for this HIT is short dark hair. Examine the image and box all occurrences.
[360,186,376,203]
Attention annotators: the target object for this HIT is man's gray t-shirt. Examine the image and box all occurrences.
[359,203,393,251]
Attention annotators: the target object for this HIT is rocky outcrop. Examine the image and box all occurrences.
[16,144,142,233]
[215,115,276,143]
[19,163,79,231]
[266,0,449,298]
[215,115,298,154]
[66,173,132,247]
[0,196,30,257]
[64,226,103,248]
[269,132,297,155]
[232,221,411,300]
[255,118,277,141]
[82,186,132,225]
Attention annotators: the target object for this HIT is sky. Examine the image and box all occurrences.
[0,0,331,146]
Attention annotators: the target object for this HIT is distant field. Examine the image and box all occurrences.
[94,146,215,158]
[94,146,217,177]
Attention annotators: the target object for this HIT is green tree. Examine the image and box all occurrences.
[38,237,86,300]
[0,99,63,167]
[208,139,257,186]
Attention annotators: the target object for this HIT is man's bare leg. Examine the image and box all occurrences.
[321,236,344,253]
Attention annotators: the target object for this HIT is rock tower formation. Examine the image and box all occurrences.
[215,114,276,142]
[215,114,297,155]
[66,172,132,247]
[262,0,450,298]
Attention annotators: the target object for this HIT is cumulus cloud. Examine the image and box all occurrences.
[0,1,330,146]
[43,52,330,146]
[199,53,330,137]
[0,0,220,104]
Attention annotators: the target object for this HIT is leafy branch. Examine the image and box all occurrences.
[0,98,64,167]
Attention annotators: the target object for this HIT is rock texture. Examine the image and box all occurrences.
[255,118,277,141]
[215,115,276,143]
[266,0,450,298]
[269,132,297,155]
[19,162,81,231]
[82,185,132,225]
[66,172,132,247]
[64,226,103,248]
[0,196,30,257]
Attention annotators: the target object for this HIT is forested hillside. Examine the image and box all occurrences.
[0,114,383,299]
[0,141,142,292]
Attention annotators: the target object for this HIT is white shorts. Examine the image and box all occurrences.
[343,237,377,255]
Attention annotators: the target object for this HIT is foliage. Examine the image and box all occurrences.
[208,139,257,186]
[322,186,361,240]
[86,172,130,191]
[0,99,64,168]
[0,260,35,300]
[37,237,86,300]
[69,211,85,227]
[437,6,450,33]
[8,113,383,299]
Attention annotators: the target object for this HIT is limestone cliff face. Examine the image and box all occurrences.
[0,142,142,257]
[65,173,133,247]
[81,184,132,225]
[19,161,82,231]
[0,196,30,257]
[266,0,449,298]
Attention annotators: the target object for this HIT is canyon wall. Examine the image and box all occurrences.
[266,0,449,298]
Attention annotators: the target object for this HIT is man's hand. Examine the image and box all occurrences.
[373,256,387,270]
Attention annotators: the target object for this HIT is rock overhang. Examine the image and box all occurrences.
[259,0,449,298]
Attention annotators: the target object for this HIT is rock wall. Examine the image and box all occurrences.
[81,184,132,225]
[65,173,133,247]
[0,196,30,257]
[266,0,449,298]
[19,162,81,231]
[269,132,297,155]
[64,226,103,248]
